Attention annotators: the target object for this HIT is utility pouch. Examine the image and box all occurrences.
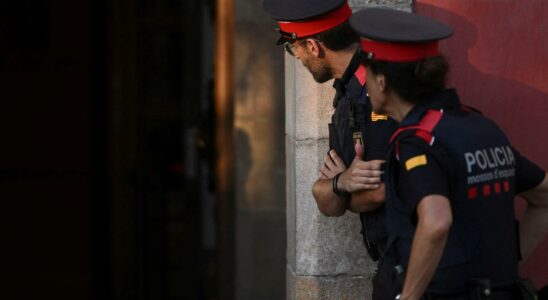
[372,255,404,300]
[516,278,537,300]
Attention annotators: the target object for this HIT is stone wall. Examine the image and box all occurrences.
[233,0,286,299]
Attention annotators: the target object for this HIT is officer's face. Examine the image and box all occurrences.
[285,39,305,58]
[284,41,301,57]
[304,57,332,83]
[294,40,333,83]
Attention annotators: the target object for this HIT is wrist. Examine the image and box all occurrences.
[333,173,350,198]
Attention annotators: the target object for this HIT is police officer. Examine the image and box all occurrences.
[350,8,548,300]
[263,1,398,298]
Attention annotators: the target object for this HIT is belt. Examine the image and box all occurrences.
[423,288,520,300]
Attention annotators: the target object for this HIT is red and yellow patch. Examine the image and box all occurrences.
[371,112,388,122]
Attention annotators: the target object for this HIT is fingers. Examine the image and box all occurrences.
[346,182,380,193]
[320,165,337,179]
[350,172,383,183]
[329,150,345,168]
[342,158,384,192]
[349,162,383,183]
[345,178,381,193]
[319,171,328,180]
[322,150,346,179]
[323,152,336,171]
[353,160,383,171]
[337,168,382,193]
[325,150,346,169]
[350,164,383,176]
[320,168,333,179]
[354,177,382,186]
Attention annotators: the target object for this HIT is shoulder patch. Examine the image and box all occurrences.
[371,112,388,121]
[405,154,427,171]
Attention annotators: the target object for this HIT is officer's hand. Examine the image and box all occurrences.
[337,143,383,193]
[319,149,347,179]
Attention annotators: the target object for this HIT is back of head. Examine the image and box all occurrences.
[365,55,449,104]
[311,21,358,52]
[349,8,453,104]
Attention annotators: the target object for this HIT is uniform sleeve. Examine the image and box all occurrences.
[397,137,452,220]
[364,117,399,161]
[513,148,546,193]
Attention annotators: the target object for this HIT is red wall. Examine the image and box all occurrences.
[415,0,548,289]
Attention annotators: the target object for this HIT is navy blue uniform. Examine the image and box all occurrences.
[384,89,545,296]
[329,50,398,260]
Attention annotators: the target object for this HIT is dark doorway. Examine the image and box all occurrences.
[0,0,102,298]
[0,0,218,299]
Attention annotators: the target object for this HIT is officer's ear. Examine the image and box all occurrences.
[304,38,324,58]
[376,73,386,92]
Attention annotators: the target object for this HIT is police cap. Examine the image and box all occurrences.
[349,8,453,62]
[263,0,351,44]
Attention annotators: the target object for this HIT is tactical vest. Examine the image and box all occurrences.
[386,106,519,294]
[329,64,387,260]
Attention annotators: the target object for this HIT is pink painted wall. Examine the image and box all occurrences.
[416,0,548,289]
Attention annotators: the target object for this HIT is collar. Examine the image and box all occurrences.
[399,88,461,127]
[332,48,363,96]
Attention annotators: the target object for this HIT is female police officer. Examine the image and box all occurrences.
[350,8,548,300]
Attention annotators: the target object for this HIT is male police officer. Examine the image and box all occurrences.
[263,0,398,298]
[350,8,548,300]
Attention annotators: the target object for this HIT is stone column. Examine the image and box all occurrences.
[286,1,412,299]
[233,0,286,299]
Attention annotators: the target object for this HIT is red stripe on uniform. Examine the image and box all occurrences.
[503,180,510,192]
[468,187,478,199]
[415,130,433,145]
[494,182,501,194]
[483,184,491,196]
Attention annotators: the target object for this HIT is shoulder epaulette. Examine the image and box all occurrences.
[390,109,443,159]
[353,65,367,86]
